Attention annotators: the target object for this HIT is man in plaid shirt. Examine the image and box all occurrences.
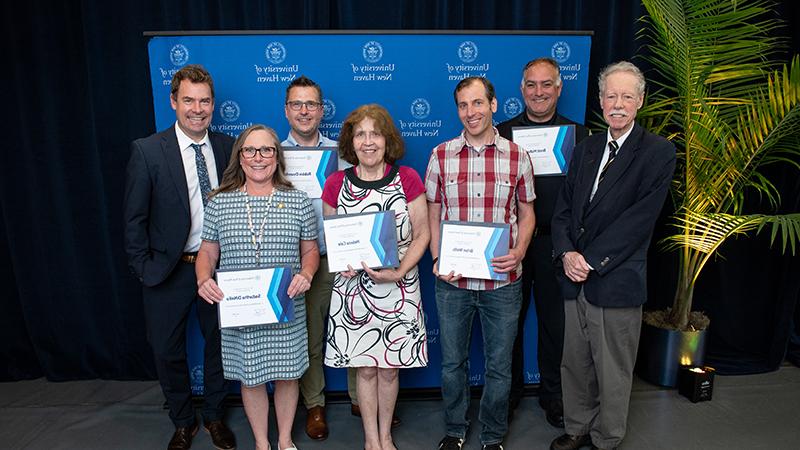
[425,76,536,450]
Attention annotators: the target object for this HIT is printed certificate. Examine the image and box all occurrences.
[323,211,400,273]
[438,221,510,281]
[283,146,338,198]
[512,125,576,176]
[215,266,295,328]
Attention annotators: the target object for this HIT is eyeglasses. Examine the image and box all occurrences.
[286,100,322,111]
[240,146,276,158]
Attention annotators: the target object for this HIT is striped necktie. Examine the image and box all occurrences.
[191,143,212,206]
[598,140,619,185]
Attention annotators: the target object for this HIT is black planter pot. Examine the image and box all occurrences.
[636,321,708,387]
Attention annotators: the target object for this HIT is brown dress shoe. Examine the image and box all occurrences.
[350,403,402,428]
[306,405,329,440]
[204,420,236,450]
[168,422,199,450]
[550,433,591,450]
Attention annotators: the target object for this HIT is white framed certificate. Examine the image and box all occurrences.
[283,146,338,198]
[438,221,510,281]
[323,211,400,273]
[512,124,576,176]
[215,266,294,328]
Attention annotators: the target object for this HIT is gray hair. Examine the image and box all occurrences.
[520,57,563,88]
[598,61,646,97]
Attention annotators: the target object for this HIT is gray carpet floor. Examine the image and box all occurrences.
[1,364,799,449]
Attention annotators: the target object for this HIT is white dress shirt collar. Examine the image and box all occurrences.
[606,124,635,150]
[174,122,211,151]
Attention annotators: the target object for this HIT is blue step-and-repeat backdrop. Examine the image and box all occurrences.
[146,31,592,395]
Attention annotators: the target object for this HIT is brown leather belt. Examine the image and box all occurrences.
[181,252,198,264]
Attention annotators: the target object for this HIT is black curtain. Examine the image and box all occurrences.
[2,0,798,381]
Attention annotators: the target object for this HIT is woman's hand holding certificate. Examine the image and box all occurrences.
[198,277,225,304]
[323,211,400,273]
[212,267,296,328]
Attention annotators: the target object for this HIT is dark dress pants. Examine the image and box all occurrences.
[142,261,226,427]
[510,234,564,402]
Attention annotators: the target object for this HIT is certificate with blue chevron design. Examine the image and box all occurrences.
[215,266,295,328]
[512,125,576,176]
[283,147,338,198]
[323,210,400,273]
[438,221,511,281]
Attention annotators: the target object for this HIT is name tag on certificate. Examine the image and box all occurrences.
[215,266,295,328]
[438,221,510,281]
[323,211,400,273]
[283,146,338,198]
[512,124,576,176]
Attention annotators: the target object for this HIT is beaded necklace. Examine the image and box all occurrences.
[242,185,274,267]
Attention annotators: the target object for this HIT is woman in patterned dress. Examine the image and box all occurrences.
[196,125,319,450]
[322,104,430,450]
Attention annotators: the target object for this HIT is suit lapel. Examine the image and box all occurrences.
[576,138,604,215]
[586,124,643,214]
[162,128,191,216]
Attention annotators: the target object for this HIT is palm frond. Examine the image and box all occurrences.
[663,210,800,284]
[640,0,800,329]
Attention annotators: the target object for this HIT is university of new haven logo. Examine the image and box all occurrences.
[169,44,189,66]
[265,41,287,64]
[504,97,524,118]
[458,41,478,63]
[219,100,240,123]
[322,99,336,121]
[410,98,431,119]
[362,41,383,63]
[551,41,571,63]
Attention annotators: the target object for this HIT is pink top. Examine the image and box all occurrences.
[322,165,426,208]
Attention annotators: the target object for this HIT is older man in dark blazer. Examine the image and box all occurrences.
[549,61,675,450]
[124,64,235,450]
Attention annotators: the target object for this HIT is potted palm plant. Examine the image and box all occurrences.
[635,0,800,386]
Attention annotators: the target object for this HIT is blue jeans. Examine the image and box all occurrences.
[436,278,522,445]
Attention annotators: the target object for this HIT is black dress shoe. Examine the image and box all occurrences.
[168,422,199,450]
[204,420,236,450]
[350,403,402,428]
[541,399,565,428]
[590,446,616,450]
[549,433,591,450]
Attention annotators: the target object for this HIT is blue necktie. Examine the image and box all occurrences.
[191,143,212,206]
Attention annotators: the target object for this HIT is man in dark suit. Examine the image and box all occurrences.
[124,64,236,450]
[497,57,590,428]
[549,61,675,450]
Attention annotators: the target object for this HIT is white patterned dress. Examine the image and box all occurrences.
[323,166,428,369]
[202,188,317,386]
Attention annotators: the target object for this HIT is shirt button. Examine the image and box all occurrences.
[477,193,481,197]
